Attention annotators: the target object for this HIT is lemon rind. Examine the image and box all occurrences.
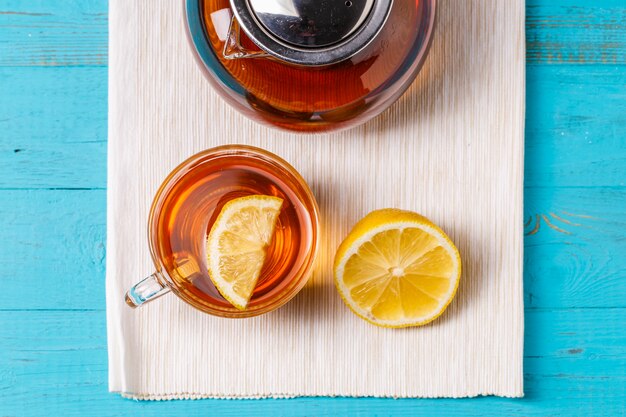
[206,195,283,310]
[333,211,461,328]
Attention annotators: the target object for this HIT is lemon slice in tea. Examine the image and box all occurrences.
[206,195,283,310]
[334,209,461,328]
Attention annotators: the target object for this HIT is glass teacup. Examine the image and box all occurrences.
[125,145,320,318]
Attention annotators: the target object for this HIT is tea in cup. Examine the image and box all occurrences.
[125,145,320,318]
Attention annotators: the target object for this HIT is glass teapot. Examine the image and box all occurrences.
[185,0,436,132]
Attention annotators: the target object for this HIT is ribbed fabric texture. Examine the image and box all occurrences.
[107,0,525,399]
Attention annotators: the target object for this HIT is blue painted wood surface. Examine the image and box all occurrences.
[1,0,625,415]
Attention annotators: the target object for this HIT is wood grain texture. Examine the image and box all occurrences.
[527,0,626,64]
[0,0,107,67]
[1,1,625,67]
[0,190,105,310]
[1,187,624,311]
[3,65,626,189]
[524,187,626,309]
[0,0,625,414]
[525,65,626,187]
[0,67,107,189]
[1,309,624,416]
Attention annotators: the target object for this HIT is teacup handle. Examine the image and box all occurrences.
[125,272,171,308]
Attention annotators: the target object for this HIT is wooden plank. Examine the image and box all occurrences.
[0,308,623,416]
[525,65,626,188]
[0,190,106,310]
[0,0,107,67]
[524,186,626,309]
[1,65,625,189]
[527,1,626,64]
[1,1,625,67]
[0,67,107,189]
[1,186,625,311]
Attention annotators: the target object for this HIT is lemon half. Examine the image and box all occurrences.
[206,195,283,310]
[334,209,461,328]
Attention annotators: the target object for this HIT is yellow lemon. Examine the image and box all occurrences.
[206,195,283,310]
[334,209,461,328]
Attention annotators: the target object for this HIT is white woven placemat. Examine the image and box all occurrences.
[107,0,525,399]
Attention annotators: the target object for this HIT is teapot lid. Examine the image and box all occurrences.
[230,0,393,66]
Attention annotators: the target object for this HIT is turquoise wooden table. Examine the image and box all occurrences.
[1,0,625,415]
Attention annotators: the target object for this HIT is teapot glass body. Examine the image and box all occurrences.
[185,0,436,132]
